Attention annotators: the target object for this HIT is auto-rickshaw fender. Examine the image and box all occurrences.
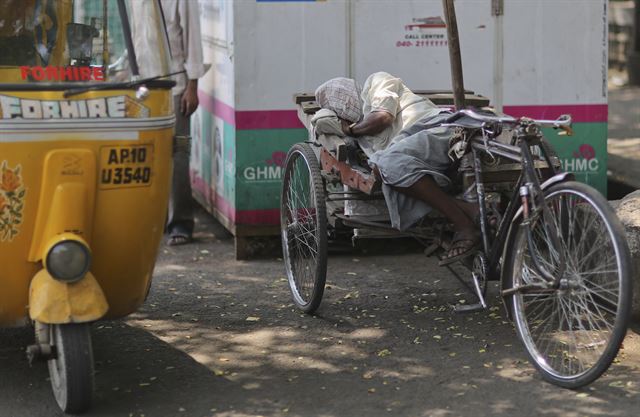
[29,270,109,324]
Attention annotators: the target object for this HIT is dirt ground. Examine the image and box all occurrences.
[2,209,640,417]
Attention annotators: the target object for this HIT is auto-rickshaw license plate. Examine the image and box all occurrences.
[99,145,153,189]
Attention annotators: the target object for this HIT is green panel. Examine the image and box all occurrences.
[223,122,236,205]
[190,114,236,210]
[235,128,308,211]
[543,122,607,194]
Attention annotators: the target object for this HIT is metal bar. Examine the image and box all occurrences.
[336,214,438,240]
[471,142,522,163]
[327,191,384,196]
[326,196,385,202]
[102,0,109,73]
[446,265,476,294]
[117,0,139,76]
[491,0,504,16]
[488,173,523,276]
[472,148,491,254]
[471,137,521,154]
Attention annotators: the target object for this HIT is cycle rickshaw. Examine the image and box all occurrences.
[1,0,176,413]
[280,92,632,389]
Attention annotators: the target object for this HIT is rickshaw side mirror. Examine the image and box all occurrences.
[66,23,100,66]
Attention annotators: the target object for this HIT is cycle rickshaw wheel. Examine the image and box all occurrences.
[280,143,328,314]
[505,181,632,388]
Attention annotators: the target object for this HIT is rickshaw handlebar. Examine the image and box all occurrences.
[445,108,573,129]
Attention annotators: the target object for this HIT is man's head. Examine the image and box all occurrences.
[314,77,363,123]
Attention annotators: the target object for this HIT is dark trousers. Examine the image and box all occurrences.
[167,94,194,236]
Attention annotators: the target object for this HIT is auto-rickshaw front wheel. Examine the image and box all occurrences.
[47,323,94,414]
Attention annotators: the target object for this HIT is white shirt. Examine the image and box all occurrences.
[160,0,207,95]
[358,72,441,155]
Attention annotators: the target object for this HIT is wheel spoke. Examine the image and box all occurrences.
[510,184,629,386]
[280,145,327,312]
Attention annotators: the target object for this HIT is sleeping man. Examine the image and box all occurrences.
[313,72,479,265]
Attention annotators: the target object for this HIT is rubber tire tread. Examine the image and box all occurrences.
[280,143,328,314]
[48,323,94,414]
[503,181,632,388]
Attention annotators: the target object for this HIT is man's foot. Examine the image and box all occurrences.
[167,232,192,246]
[453,199,498,229]
[439,229,480,266]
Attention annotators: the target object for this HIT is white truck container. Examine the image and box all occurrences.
[191,0,608,258]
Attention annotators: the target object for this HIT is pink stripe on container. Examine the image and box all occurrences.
[198,90,303,130]
[191,172,281,225]
[197,90,236,126]
[236,110,304,130]
[199,89,607,131]
[236,208,280,225]
[503,104,607,123]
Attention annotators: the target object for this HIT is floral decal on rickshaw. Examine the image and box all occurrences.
[0,161,26,242]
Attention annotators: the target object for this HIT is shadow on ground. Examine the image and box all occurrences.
[2,209,639,417]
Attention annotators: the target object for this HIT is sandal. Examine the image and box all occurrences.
[439,229,480,266]
[167,232,192,246]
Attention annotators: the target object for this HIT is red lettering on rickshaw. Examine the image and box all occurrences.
[19,66,106,82]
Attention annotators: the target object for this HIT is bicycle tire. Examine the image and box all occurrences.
[280,143,328,314]
[503,181,632,388]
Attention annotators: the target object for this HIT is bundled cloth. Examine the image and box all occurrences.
[310,108,344,137]
[314,77,363,123]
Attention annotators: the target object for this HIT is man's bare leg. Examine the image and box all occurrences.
[372,166,479,261]
[396,175,475,234]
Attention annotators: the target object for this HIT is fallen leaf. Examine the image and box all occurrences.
[246,316,260,322]
[377,349,391,357]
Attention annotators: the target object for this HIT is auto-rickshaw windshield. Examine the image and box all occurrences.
[0,0,171,85]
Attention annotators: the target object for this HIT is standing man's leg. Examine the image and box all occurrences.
[167,94,195,245]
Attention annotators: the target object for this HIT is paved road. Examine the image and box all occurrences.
[2,211,640,417]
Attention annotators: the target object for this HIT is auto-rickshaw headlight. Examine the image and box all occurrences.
[45,240,92,283]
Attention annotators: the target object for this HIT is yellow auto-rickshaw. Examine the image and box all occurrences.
[0,0,176,413]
